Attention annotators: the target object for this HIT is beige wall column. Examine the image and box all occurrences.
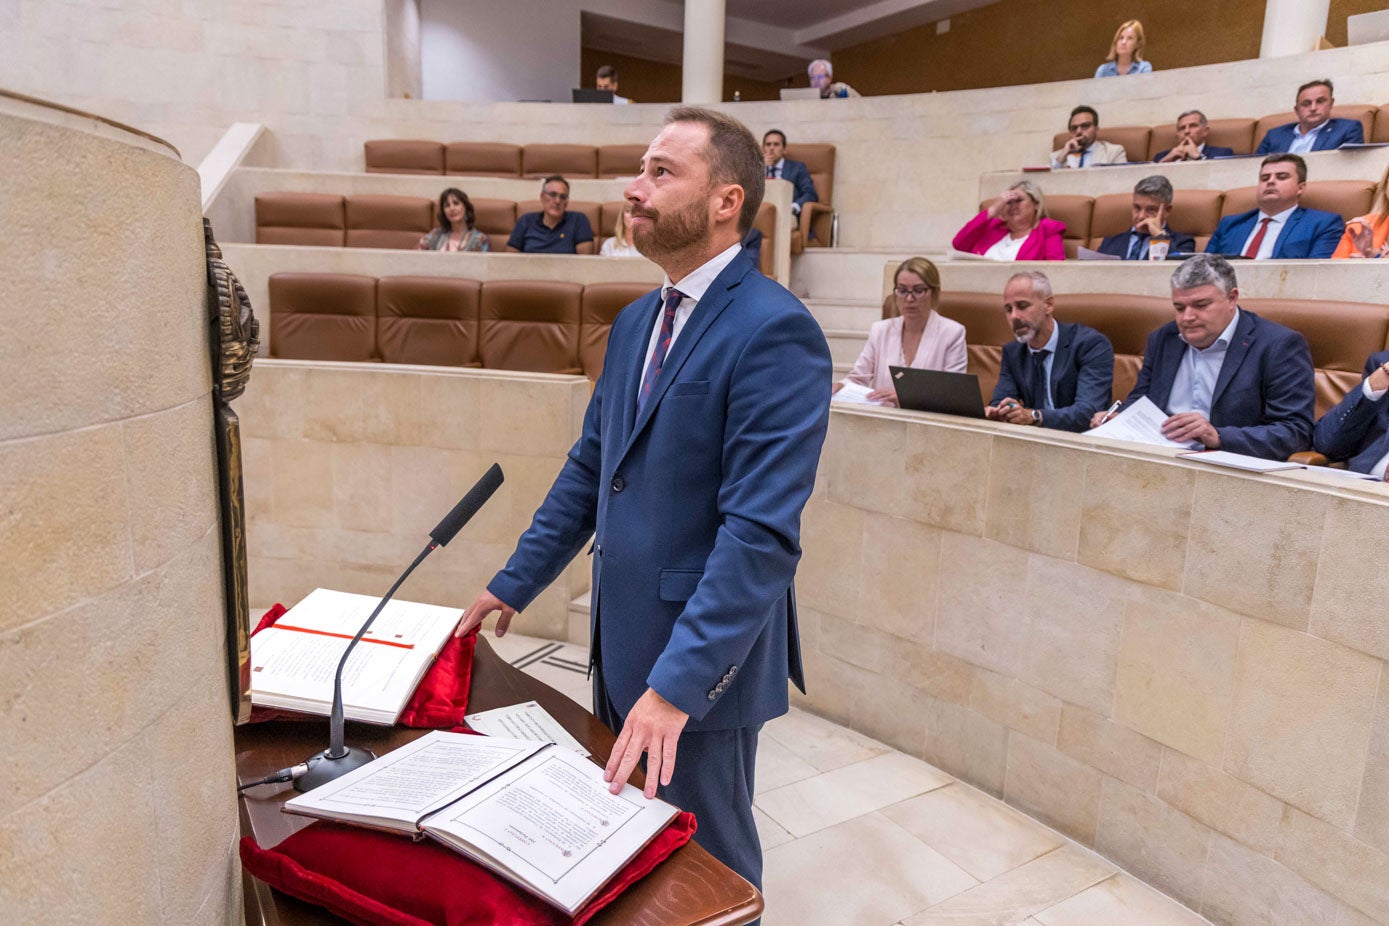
[1260,0,1331,57]
[682,0,725,104]
[0,93,240,923]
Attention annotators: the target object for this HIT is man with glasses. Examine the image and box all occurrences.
[985,271,1114,431]
[506,175,596,254]
[1050,105,1128,169]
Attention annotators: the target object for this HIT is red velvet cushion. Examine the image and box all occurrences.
[249,604,477,728]
[240,811,698,925]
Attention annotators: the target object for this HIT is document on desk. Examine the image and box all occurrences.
[1089,396,1200,449]
[1178,450,1300,473]
[465,700,590,756]
[832,382,881,405]
[284,730,678,915]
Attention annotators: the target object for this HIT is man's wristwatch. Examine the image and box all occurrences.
[1031,409,1043,426]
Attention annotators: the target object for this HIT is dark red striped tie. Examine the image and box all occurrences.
[638,288,684,413]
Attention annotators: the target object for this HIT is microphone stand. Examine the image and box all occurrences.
[292,463,505,792]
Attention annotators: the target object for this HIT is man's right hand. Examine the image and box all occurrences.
[454,589,518,639]
[1064,137,1084,157]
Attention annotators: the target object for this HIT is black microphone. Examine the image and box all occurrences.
[293,463,506,792]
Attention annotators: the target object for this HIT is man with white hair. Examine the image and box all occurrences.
[807,59,859,98]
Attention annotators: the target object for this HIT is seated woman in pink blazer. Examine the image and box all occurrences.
[832,257,968,407]
[952,180,1066,261]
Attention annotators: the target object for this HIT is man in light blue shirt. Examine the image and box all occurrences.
[1096,255,1314,460]
[1254,79,1364,155]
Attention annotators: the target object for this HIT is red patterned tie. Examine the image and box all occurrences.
[638,288,684,413]
[1243,217,1272,258]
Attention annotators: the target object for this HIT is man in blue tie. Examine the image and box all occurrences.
[454,107,832,902]
[1312,350,1389,479]
[1092,254,1314,460]
[1096,176,1197,260]
[760,129,818,222]
[985,271,1114,432]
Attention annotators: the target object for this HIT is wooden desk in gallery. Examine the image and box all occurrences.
[235,636,764,926]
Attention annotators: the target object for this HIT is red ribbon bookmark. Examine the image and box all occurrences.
[272,624,416,650]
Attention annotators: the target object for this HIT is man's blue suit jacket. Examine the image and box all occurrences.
[1254,118,1364,155]
[990,322,1114,432]
[1313,350,1389,473]
[1204,206,1344,259]
[777,158,819,211]
[1119,310,1314,459]
[1097,225,1196,259]
[488,249,832,733]
[1151,144,1236,161]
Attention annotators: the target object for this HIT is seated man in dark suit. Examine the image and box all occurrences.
[1205,154,1343,258]
[985,271,1114,432]
[1097,175,1197,259]
[1255,79,1364,155]
[506,175,595,254]
[1092,254,1314,460]
[761,130,817,222]
[1312,350,1389,478]
[1153,110,1236,162]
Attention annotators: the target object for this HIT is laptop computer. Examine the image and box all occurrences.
[779,87,821,101]
[889,367,986,419]
[572,88,615,103]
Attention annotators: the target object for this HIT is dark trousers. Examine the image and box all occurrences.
[591,669,765,893]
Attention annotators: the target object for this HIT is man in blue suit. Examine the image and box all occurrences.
[1205,154,1343,258]
[1153,110,1236,162]
[1097,176,1198,259]
[1313,351,1389,478]
[986,271,1114,432]
[456,107,832,896]
[1255,79,1364,155]
[1093,254,1314,460]
[761,129,818,221]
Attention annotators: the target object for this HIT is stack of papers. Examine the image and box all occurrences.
[1088,397,1200,450]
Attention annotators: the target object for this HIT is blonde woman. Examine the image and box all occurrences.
[1095,20,1151,77]
[832,257,967,407]
[1333,160,1389,258]
[600,204,642,257]
[952,180,1066,261]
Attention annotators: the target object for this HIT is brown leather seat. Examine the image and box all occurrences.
[1052,294,1171,403]
[445,142,522,177]
[1050,126,1151,163]
[753,201,777,277]
[470,198,517,242]
[478,280,583,373]
[255,193,346,246]
[599,201,627,242]
[1044,195,1093,259]
[344,195,435,249]
[521,144,597,179]
[568,201,602,241]
[363,140,445,174]
[1375,104,1389,144]
[1300,180,1375,221]
[597,144,646,178]
[376,276,482,367]
[268,272,377,361]
[1167,189,1225,247]
[580,282,651,380]
[1088,193,1134,242]
[1147,119,1258,159]
[1242,298,1389,417]
[1220,185,1258,218]
[786,144,836,247]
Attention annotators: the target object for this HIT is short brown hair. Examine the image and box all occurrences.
[664,106,764,234]
[1261,152,1307,183]
[1296,78,1333,99]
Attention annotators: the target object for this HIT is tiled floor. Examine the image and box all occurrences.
[490,632,1213,926]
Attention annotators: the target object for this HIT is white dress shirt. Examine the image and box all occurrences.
[1287,121,1328,155]
[1168,309,1240,416]
[983,233,1027,261]
[1240,205,1296,259]
[640,242,743,388]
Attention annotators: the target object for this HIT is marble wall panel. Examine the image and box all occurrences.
[1003,732,1103,845]
[1311,497,1389,662]
[1077,456,1193,591]
[1095,778,1213,913]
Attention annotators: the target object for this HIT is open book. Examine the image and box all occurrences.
[250,588,462,724]
[284,731,679,915]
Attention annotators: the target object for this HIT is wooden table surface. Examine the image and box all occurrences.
[236,635,763,926]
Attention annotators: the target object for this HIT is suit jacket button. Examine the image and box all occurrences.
[707,690,718,701]
[611,476,625,493]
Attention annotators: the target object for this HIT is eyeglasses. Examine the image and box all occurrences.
[893,286,931,299]
[1069,121,1095,131]
[541,191,569,201]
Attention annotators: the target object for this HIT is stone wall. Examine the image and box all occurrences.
[234,361,593,640]
[795,407,1389,924]
[0,95,239,923]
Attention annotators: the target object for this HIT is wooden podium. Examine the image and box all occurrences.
[235,635,764,926]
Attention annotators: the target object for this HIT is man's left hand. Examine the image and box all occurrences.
[1162,411,1220,447]
[604,688,689,798]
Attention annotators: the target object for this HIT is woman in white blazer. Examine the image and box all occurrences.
[833,257,968,407]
